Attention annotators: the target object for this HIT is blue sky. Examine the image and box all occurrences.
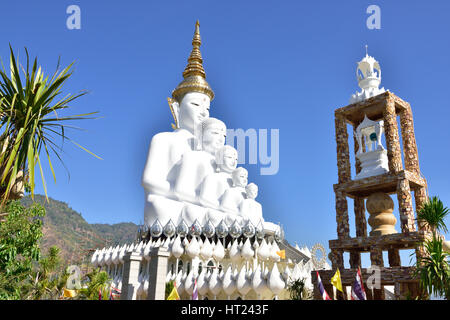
[1,0,449,267]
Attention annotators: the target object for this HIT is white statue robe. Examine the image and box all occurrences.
[240,198,263,227]
[141,128,195,227]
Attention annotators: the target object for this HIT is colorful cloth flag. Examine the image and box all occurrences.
[276,250,286,259]
[167,282,180,300]
[351,267,367,300]
[110,286,121,299]
[192,278,198,300]
[63,288,77,298]
[316,271,331,300]
[330,268,343,292]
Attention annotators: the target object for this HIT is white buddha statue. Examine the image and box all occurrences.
[240,183,263,227]
[173,117,226,203]
[142,92,210,197]
[142,21,215,227]
[220,167,248,225]
[200,145,238,226]
[199,145,237,209]
[175,117,227,225]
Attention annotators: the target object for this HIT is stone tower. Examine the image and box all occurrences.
[312,52,431,300]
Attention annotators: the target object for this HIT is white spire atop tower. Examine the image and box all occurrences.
[350,47,386,103]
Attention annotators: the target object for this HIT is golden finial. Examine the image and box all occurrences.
[182,20,205,78]
[172,20,214,103]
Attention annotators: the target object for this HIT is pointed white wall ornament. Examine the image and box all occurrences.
[223,265,237,298]
[186,237,200,258]
[236,265,251,296]
[268,263,285,295]
[229,240,241,264]
[197,267,209,297]
[251,264,267,295]
[212,239,225,261]
[208,267,222,298]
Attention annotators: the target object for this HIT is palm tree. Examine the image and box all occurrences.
[77,268,112,300]
[414,196,450,299]
[417,196,449,234]
[414,235,450,299]
[0,45,100,204]
[286,278,313,300]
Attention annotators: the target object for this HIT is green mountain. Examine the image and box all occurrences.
[21,195,138,263]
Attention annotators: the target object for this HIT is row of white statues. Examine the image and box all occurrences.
[91,236,317,300]
[142,92,263,230]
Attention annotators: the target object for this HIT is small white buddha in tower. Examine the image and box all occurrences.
[350,46,386,104]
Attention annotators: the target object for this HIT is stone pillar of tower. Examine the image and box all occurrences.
[311,52,432,300]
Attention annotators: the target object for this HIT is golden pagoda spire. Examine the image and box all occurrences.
[182,20,205,78]
[172,20,214,102]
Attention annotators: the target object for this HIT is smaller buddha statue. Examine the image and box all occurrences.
[201,145,238,226]
[199,145,237,209]
[220,167,248,225]
[175,117,227,225]
[240,183,263,227]
[173,117,227,203]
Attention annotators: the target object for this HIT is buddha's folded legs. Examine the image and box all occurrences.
[205,209,226,227]
[144,194,184,227]
[224,213,244,228]
[181,203,207,227]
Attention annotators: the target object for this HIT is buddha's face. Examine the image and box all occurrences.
[202,121,226,155]
[218,147,238,173]
[246,183,258,199]
[178,92,210,133]
[232,168,248,188]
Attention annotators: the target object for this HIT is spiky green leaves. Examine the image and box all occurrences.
[0,45,100,204]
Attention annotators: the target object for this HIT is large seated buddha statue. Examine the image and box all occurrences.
[141,21,214,227]
[141,20,281,237]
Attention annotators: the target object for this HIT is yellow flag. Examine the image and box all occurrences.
[330,268,343,292]
[276,250,286,259]
[167,286,180,300]
[63,288,77,298]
